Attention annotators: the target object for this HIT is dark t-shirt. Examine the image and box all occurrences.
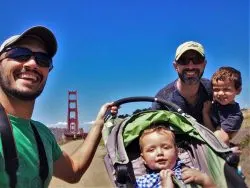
[211,102,243,132]
[152,78,212,124]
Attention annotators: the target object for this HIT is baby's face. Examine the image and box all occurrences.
[140,132,178,171]
[213,79,241,105]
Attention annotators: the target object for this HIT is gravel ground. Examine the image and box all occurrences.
[49,140,113,188]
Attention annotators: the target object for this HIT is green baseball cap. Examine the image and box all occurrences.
[0,25,57,57]
[175,41,205,61]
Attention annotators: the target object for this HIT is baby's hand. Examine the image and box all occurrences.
[182,167,215,187]
[160,169,174,188]
[203,101,212,114]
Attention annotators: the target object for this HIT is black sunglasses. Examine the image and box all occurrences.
[1,47,53,70]
[177,55,205,65]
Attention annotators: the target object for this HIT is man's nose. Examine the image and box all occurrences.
[186,59,196,67]
[23,56,38,69]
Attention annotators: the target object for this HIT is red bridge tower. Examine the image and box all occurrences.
[64,91,85,139]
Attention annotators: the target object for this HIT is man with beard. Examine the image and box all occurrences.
[152,41,212,125]
[0,26,117,188]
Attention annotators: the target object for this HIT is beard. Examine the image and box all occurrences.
[178,68,204,85]
[0,73,45,101]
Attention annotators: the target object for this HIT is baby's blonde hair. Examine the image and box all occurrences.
[139,124,176,151]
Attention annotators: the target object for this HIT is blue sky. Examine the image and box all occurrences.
[0,0,249,131]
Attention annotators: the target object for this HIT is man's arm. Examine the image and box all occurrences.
[151,83,174,110]
[214,128,231,145]
[53,103,116,183]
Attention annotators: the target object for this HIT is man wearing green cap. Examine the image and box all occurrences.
[0,25,116,188]
[152,41,212,125]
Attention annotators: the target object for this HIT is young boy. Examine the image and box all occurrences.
[203,67,243,145]
[136,125,215,188]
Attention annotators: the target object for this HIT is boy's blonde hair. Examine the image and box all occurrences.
[211,66,242,90]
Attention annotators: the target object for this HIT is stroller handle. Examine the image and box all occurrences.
[105,96,184,121]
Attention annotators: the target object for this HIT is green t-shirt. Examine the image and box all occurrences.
[0,115,63,188]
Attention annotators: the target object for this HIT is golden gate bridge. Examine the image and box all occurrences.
[64,91,87,139]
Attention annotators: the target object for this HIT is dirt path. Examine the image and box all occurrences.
[49,140,113,188]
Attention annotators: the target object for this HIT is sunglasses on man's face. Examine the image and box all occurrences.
[177,55,205,66]
[1,47,53,70]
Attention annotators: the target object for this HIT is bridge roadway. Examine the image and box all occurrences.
[49,140,113,188]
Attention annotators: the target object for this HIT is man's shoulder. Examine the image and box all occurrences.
[200,78,211,83]
[31,120,54,134]
[31,120,61,146]
[200,78,211,89]
[31,120,48,128]
[200,78,212,98]
[152,81,178,109]
[155,80,177,98]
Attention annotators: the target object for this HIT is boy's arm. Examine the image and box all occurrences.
[202,101,215,131]
[216,110,243,145]
[214,128,231,145]
[53,103,116,183]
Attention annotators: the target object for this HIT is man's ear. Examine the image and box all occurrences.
[203,59,207,66]
[173,61,178,70]
[200,59,207,70]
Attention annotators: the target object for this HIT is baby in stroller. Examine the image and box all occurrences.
[103,97,247,188]
[137,123,215,188]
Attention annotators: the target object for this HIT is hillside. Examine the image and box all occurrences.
[232,109,250,186]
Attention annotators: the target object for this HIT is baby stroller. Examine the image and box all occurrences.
[102,97,247,188]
